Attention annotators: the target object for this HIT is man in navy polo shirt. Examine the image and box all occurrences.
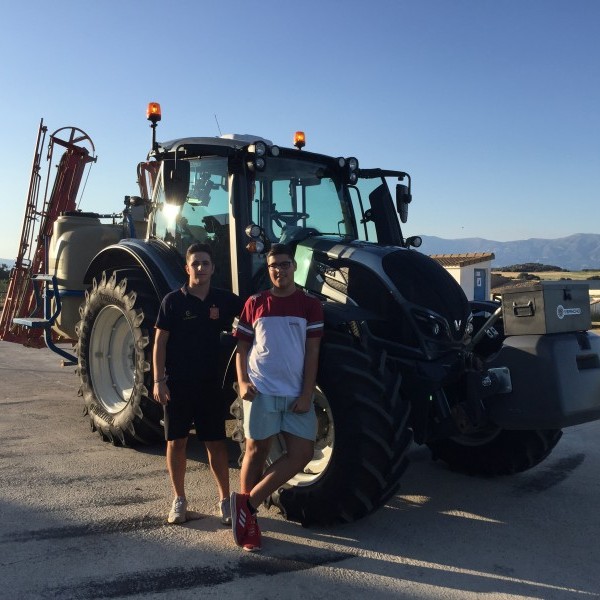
[153,242,242,525]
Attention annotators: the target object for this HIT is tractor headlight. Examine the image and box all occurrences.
[245,223,262,239]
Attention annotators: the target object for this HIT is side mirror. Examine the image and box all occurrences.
[163,159,190,205]
[396,182,412,224]
[405,235,422,249]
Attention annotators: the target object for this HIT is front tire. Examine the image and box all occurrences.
[427,428,563,476]
[76,270,163,445]
[268,332,413,526]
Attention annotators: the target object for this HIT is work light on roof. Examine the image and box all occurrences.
[345,157,359,184]
[254,141,267,157]
[270,145,280,157]
[337,157,346,168]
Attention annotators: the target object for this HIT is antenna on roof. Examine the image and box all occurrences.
[214,114,222,136]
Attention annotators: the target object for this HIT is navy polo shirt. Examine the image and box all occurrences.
[155,286,242,384]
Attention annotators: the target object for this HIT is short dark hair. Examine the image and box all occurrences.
[186,242,213,263]
[267,243,294,261]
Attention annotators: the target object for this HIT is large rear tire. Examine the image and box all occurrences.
[76,270,163,445]
[427,427,562,476]
[267,332,413,526]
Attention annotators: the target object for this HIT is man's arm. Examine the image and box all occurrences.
[236,339,257,401]
[152,328,170,405]
[293,336,321,413]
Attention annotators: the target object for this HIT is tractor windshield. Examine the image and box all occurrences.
[150,153,361,292]
[152,157,230,247]
[251,157,356,244]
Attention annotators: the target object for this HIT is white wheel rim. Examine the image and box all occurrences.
[89,305,136,413]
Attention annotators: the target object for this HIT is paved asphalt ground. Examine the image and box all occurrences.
[1,340,599,600]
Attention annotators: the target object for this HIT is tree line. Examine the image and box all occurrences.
[492,263,565,272]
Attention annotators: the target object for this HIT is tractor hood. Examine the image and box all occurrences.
[294,236,471,346]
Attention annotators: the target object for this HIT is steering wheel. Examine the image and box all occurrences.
[273,211,310,228]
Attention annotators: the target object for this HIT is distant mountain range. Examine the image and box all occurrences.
[2,233,599,273]
[419,233,600,271]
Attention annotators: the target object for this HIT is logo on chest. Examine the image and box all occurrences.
[209,306,220,320]
[183,310,198,321]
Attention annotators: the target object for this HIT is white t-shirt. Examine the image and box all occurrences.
[234,289,324,396]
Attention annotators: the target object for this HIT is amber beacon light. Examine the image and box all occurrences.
[147,102,162,151]
[147,102,162,123]
[294,131,306,149]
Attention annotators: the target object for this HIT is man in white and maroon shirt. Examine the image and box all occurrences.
[231,243,324,551]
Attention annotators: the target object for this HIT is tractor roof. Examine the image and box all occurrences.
[156,134,272,153]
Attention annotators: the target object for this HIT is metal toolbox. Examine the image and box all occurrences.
[502,281,591,336]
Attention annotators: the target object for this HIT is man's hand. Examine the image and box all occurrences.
[153,381,170,405]
[238,380,258,401]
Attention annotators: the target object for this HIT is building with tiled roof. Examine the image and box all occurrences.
[429,252,495,268]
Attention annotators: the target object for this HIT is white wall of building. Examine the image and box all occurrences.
[443,262,492,301]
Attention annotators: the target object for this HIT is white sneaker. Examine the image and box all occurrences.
[219,497,232,526]
[167,496,187,524]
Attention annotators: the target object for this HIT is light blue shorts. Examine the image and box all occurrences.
[243,393,317,442]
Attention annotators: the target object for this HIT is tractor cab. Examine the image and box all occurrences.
[141,121,417,297]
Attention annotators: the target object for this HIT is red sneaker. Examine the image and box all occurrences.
[231,492,251,546]
[242,515,261,552]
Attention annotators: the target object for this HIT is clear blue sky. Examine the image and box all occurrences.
[1,0,598,260]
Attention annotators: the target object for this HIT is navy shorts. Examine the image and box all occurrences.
[163,379,226,442]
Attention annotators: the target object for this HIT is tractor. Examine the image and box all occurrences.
[2,103,599,526]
